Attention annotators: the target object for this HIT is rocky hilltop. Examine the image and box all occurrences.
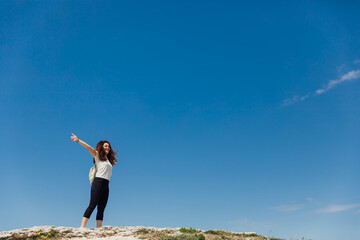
[0,226,273,240]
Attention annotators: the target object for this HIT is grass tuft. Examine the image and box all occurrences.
[9,229,60,240]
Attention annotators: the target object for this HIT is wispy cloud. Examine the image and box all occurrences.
[271,199,360,214]
[354,59,360,64]
[337,64,346,73]
[281,69,360,106]
[316,203,360,213]
[315,70,360,95]
[305,197,321,205]
[281,95,309,106]
[270,204,304,212]
[306,197,314,202]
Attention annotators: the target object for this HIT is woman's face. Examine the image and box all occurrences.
[103,142,110,154]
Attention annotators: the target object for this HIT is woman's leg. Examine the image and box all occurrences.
[96,220,103,228]
[96,185,109,227]
[81,217,89,228]
[82,180,102,227]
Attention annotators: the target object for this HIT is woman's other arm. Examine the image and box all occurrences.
[71,133,98,157]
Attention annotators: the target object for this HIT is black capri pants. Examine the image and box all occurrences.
[83,177,109,221]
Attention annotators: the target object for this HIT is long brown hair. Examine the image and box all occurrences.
[93,140,117,166]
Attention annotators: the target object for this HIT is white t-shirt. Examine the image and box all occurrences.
[94,153,113,181]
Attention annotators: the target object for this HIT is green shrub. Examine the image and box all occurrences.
[244,233,260,237]
[196,234,205,240]
[136,228,150,234]
[204,230,219,235]
[180,228,199,234]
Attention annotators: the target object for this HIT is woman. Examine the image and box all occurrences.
[71,133,117,229]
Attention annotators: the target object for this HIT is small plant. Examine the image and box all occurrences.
[243,233,260,237]
[27,229,60,240]
[137,228,150,234]
[196,233,205,240]
[205,229,219,235]
[180,228,199,234]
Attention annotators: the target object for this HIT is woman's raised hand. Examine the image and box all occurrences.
[71,133,79,142]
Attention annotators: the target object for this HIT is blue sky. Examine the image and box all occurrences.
[1,1,360,240]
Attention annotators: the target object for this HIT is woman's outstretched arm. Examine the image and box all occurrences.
[71,133,97,157]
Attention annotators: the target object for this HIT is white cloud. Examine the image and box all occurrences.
[300,95,309,101]
[281,94,309,106]
[315,70,360,95]
[316,203,360,213]
[305,197,321,205]
[342,69,360,80]
[281,96,298,106]
[271,204,304,212]
[337,64,346,73]
[354,59,360,64]
[282,69,360,106]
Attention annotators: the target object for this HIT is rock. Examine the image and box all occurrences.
[0,226,264,240]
